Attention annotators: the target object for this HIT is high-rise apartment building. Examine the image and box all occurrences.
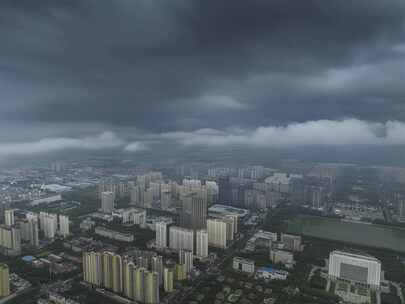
[196,229,208,258]
[134,267,146,302]
[40,212,58,239]
[151,256,164,286]
[58,215,70,237]
[123,259,136,299]
[180,193,207,230]
[174,263,187,281]
[399,200,405,222]
[218,176,232,205]
[112,254,123,293]
[83,251,160,304]
[0,264,10,298]
[83,251,103,286]
[155,222,167,249]
[0,225,21,256]
[179,249,193,274]
[163,267,174,293]
[144,271,159,304]
[20,218,39,247]
[4,210,14,227]
[207,218,228,249]
[169,226,194,253]
[101,191,115,213]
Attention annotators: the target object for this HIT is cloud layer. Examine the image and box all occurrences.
[159,120,405,148]
[2,119,405,159]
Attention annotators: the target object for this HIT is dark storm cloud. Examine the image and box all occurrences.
[1,0,405,156]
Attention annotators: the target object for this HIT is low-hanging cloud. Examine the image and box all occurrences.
[0,131,124,157]
[156,119,405,148]
[124,141,150,152]
[2,119,405,159]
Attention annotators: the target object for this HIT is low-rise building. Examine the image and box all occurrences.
[233,257,255,274]
[94,226,134,243]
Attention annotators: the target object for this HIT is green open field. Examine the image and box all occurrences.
[287,215,405,253]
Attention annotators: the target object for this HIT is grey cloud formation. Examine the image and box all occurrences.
[2,119,405,159]
[1,0,405,162]
[124,142,150,153]
[152,120,405,148]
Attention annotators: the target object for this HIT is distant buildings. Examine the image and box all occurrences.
[0,264,10,297]
[169,226,194,253]
[233,257,255,274]
[328,250,381,289]
[114,208,146,225]
[398,200,405,222]
[265,173,303,194]
[218,176,232,205]
[101,191,115,214]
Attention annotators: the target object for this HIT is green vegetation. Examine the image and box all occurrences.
[287,215,405,253]
[310,274,327,290]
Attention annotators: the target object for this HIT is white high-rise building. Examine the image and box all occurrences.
[101,191,115,213]
[328,250,381,289]
[59,215,70,237]
[155,222,167,249]
[169,226,194,253]
[196,230,208,258]
[4,210,14,227]
[207,218,228,249]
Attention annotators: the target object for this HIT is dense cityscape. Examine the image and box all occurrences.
[0,160,405,304]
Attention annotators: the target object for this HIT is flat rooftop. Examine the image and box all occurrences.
[208,204,249,217]
[331,250,381,263]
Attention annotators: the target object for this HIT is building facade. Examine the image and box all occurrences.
[328,250,381,289]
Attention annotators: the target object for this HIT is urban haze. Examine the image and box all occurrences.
[1,1,405,304]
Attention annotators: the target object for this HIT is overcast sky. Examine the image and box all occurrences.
[1,0,405,161]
